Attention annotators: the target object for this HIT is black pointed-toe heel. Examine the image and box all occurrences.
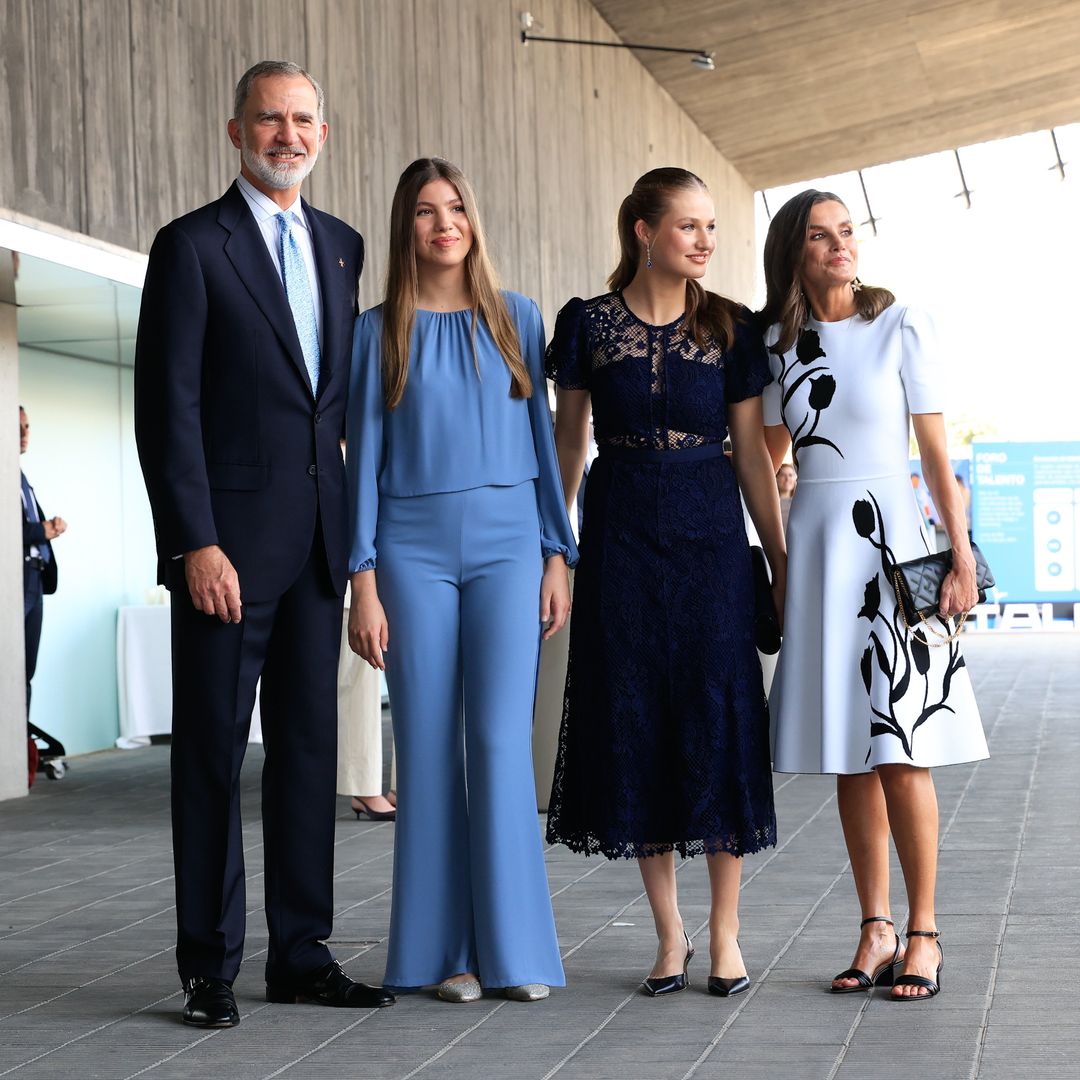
[707,937,750,997]
[641,931,694,997]
[351,797,396,822]
[891,930,943,1002]
[707,973,750,997]
[831,916,903,994]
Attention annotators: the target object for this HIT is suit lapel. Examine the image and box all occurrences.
[218,183,311,392]
[304,200,346,403]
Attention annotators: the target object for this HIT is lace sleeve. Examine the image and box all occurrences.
[544,297,589,390]
[724,310,772,404]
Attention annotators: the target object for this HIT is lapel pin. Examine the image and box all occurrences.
[338,257,345,268]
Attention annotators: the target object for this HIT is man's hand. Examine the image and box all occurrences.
[43,516,67,540]
[184,545,242,623]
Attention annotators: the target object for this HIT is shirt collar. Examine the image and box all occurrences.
[235,174,308,231]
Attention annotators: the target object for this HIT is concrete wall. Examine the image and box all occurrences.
[0,0,756,311]
[0,249,25,801]
[0,0,755,793]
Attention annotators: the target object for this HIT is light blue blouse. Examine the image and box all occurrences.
[346,290,578,573]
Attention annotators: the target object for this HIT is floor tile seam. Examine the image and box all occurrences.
[256,1007,381,1080]
[121,944,377,1078]
[2,830,164,883]
[537,988,638,1080]
[0,943,174,1024]
[968,663,1052,1080]
[394,1002,511,1080]
[119,1026,221,1080]
[0,901,177,977]
[545,788,845,1079]
[330,884,394,918]
[0,830,98,859]
[0,985,182,1077]
[821,989,876,1080]
[404,860,707,1075]
[0,850,176,909]
[332,819,395,846]
[819,661,1027,1077]
[331,847,394,880]
[679,861,854,1080]
[732,784,840,896]
[0,873,176,942]
[550,858,607,900]
[692,650,1029,1079]
[938,664,1027,843]
[15,783,172,820]
[0,836,268,945]
[560,847,701,963]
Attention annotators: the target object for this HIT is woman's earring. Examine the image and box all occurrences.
[850,276,863,294]
[646,241,653,270]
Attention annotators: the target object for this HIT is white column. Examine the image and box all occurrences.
[0,247,28,801]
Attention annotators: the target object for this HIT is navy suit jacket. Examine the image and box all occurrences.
[21,475,57,595]
[134,182,364,601]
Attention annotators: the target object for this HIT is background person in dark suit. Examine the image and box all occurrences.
[134,59,392,1028]
[19,405,65,715]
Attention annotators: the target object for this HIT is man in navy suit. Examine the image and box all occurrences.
[135,60,392,1028]
[19,405,65,715]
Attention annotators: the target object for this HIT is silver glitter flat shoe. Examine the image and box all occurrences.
[436,978,482,1003]
[503,983,549,1002]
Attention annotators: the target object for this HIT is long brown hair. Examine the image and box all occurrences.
[761,189,894,355]
[381,157,531,410]
[608,167,741,352]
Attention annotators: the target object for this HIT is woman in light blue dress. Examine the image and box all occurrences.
[345,158,577,1003]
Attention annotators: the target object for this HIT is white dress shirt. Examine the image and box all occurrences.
[235,173,324,348]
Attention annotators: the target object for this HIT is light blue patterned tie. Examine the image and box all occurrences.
[277,210,320,395]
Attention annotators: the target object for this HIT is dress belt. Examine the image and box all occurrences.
[597,443,727,464]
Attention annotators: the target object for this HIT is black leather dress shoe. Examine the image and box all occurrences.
[266,960,395,1008]
[707,974,750,997]
[182,977,240,1027]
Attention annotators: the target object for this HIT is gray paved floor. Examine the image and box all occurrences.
[1,635,1077,1079]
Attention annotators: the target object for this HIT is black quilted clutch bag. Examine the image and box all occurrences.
[891,541,994,629]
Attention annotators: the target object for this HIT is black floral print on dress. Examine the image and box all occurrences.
[776,329,843,468]
[852,492,967,762]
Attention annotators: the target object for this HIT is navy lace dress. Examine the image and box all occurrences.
[545,292,777,860]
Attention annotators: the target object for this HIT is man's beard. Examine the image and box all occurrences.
[241,135,318,191]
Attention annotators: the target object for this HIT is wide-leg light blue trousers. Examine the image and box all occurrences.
[376,481,565,989]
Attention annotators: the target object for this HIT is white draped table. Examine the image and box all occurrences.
[116,605,262,748]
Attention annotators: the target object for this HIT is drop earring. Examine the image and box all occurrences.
[646,241,653,270]
[850,276,863,293]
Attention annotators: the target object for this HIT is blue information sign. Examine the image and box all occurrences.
[972,441,1080,603]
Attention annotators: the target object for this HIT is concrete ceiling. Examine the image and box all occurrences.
[589,0,1080,189]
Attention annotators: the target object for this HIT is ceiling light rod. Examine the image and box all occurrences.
[519,15,714,70]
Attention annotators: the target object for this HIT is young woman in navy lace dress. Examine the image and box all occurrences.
[545,169,786,998]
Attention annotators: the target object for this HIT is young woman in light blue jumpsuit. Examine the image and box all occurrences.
[345,158,577,1001]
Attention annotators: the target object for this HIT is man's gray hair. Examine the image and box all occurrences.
[233,60,325,122]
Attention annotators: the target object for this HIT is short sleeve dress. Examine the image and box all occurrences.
[762,305,989,774]
[544,292,777,860]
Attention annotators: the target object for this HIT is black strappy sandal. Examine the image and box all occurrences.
[830,916,903,994]
[891,930,943,1001]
